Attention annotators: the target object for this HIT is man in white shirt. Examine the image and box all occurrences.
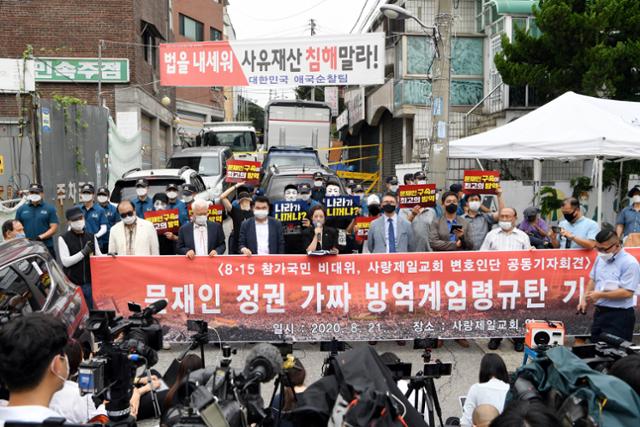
[176,199,226,258]
[480,208,531,351]
[0,314,69,426]
[108,200,159,255]
[239,196,285,256]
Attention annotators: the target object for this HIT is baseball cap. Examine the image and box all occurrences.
[523,207,539,218]
[414,171,426,180]
[135,178,149,188]
[386,176,399,184]
[299,184,311,194]
[80,183,95,194]
[367,194,381,205]
[313,172,324,180]
[166,183,179,191]
[65,206,83,221]
[284,184,297,192]
[28,183,43,193]
[97,186,109,196]
[237,191,252,202]
[182,184,196,195]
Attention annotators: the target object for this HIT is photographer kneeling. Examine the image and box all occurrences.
[0,313,69,425]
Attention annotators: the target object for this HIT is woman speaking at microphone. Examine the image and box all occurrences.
[303,205,339,254]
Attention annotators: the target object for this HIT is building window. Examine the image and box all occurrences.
[210,27,222,41]
[142,29,157,68]
[179,14,204,41]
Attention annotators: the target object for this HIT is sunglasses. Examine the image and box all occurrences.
[597,242,618,253]
[120,211,135,218]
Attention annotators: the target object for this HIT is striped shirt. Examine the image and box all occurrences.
[480,227,531,251]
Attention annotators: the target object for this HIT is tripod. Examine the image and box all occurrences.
[404,374,444,427]
[266,371,298,427]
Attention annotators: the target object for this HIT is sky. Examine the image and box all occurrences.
[227,0,381,106]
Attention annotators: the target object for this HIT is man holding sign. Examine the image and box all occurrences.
[177,199,226,259]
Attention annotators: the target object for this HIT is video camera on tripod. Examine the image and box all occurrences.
[77,299,167,426]
[572,333,640,372]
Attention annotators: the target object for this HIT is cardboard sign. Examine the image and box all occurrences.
[273,201,308,225]
[188,204,224,223]
[91,248,622,342]
[225,159,261,185]
[144,209,180,234]
[355,216,374,242]
[323,196,360,219]
[463,170,501,194]
[398,184,437,208]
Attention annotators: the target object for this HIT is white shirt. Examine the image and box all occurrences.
[49,380,106,423]
[0,405,62,427]
[479,227,531,251]
[256,220,270,255]
[460,378,509,427]
[383,213,399,253]
[193,224,208,256]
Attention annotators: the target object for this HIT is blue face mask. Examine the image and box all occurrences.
[14,233,26,239]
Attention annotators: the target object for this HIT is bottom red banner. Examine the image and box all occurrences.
[90,249,640,342]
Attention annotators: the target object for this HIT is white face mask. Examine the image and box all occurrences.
[499,221,513,231]
[28,193,42,203]
[300,193,311,201]
[123,215,137,225]
[70,219,85,231]
[97,195,109,204]
[599,252,615,262]
[166,191,178,200]
[51,354,69,383]
[326,186,340,197]
[79,193,93,203]
[136,188,148,197]
[284,190,298,202]
[183,195,194,203]
[633,195,640,204]
[154,202,167,211]
[468,201,482,211]
[253,209,269,219]
[195,215,208,226]
[416,180,427,185]
[314,180,323,188]
[389,185,399,192]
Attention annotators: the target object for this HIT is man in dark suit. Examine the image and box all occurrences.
[177,199,226,259]
[239,196,285,256]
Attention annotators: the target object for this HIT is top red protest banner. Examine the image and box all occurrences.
[225,159,261,185]
[398,184,437,208]
[463,170,501,195]
[159,34,385,87]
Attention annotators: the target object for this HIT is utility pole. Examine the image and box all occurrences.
[428,0,453,190]
[309,18,317,101]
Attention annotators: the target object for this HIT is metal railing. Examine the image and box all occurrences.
[462,81,504,137]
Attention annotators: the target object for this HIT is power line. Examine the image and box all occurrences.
[349,0,370,33]
[232,0,332,23]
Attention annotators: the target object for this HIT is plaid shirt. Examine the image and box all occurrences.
[463,213,496,250]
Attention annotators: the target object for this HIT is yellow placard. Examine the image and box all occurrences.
[0,155,4,175]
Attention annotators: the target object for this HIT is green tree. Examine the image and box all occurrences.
[495,0,640,102]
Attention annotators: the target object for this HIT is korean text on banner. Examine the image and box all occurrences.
[463,170,501,195]
[144,209,180,234]
[91,249,639,342]
[225,159,261,185]
[159,33,385,87]
[398,184,437,208]
[323,196,360,219]
[273,201,308,226]
[187,204,224,223]
[355,216,373,242]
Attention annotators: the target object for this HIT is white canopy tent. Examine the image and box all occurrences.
[449,91,640,223]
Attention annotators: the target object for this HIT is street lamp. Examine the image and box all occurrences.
[381,2,452,190]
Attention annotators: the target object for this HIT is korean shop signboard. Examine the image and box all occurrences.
[34,57,130,83]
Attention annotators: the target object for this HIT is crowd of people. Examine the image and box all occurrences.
[3,175,640,353]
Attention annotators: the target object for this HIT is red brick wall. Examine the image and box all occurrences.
[173,0,225,112]
[0,0,174,116]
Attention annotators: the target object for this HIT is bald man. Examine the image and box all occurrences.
[108,200,159,255]
[472,404,499,427]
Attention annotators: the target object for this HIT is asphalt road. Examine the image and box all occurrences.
[140,338,531,426]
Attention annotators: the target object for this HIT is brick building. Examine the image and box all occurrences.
[0,0,177,174]
[172,0,227,142]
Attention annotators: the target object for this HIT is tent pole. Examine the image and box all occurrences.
[597,157,603,226]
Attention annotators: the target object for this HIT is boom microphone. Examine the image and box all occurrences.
[598,333,635,353]
[243,343,282,384]
[142,299,168,318]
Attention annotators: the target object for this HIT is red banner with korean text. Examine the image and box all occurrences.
[398,184,437,208]
[91,249,640,343]
[187,204,224,223]
[355,217,373,242]
[463,170,501,195]
[144,209,180,234]
[225,160,261,185]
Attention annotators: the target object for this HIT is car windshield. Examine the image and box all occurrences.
[111,178,185,204]
[168,156,220,177]
[203,131,256,152]
[267,175,317,200]
[264,152,320,169]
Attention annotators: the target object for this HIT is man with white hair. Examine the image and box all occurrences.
[177,198,226,258]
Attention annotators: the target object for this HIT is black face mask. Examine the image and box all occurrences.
[563,210,576,222]
[445,203,458,214]
[382,204,396,213]
[368,204,381,216]
[527,216,537,223]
